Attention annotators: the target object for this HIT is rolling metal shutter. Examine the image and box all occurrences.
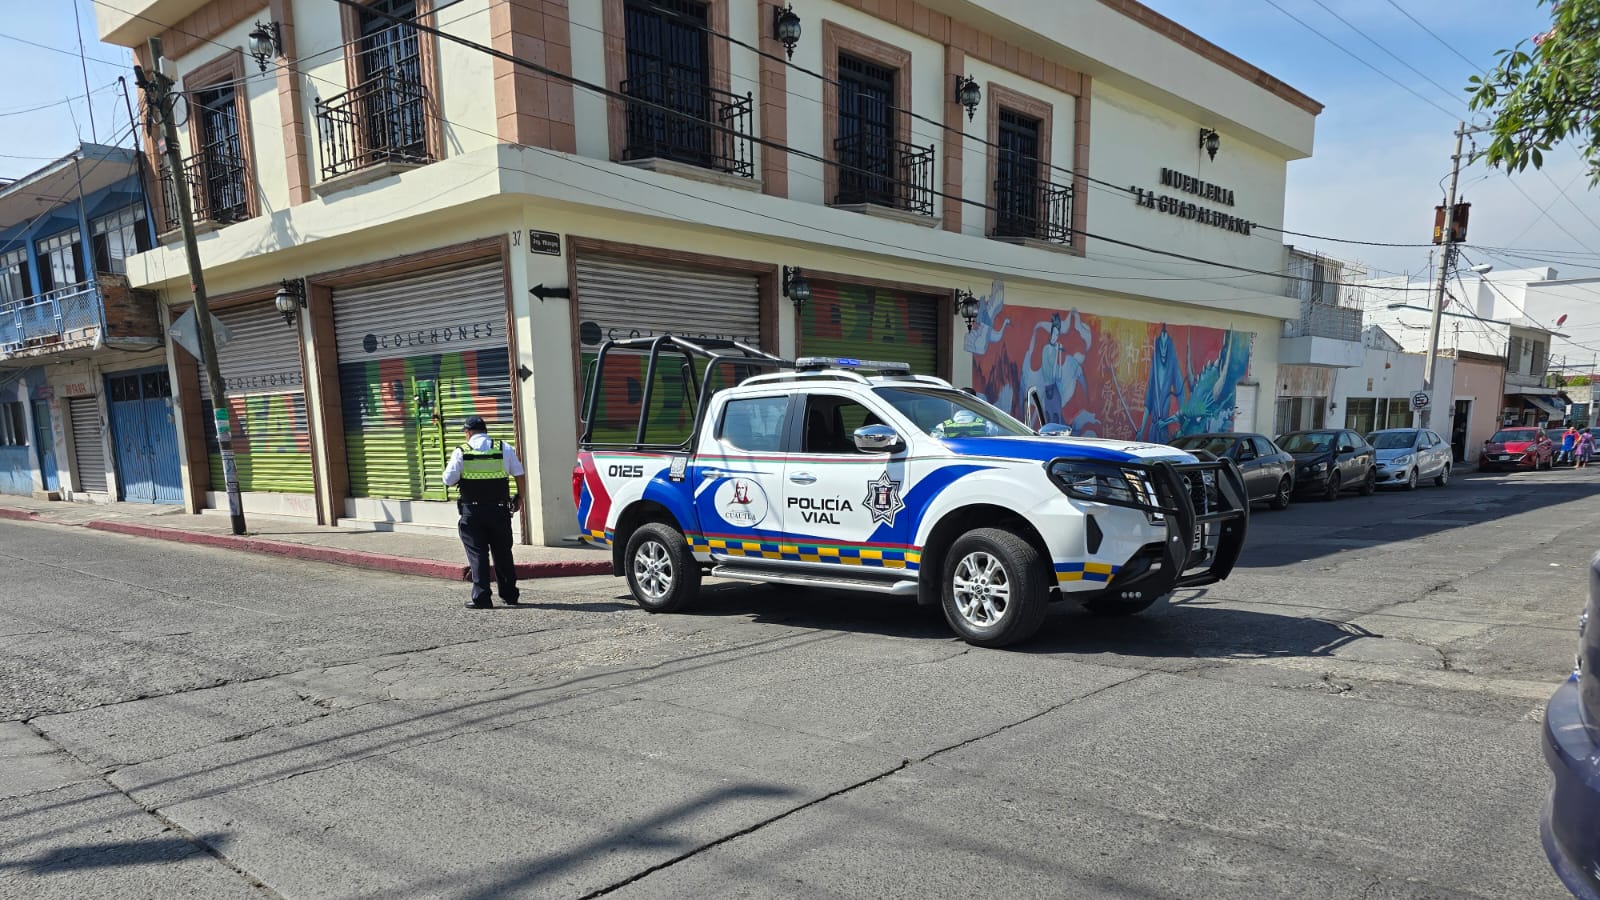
[333,260,511,500]
[800,281,941,375]
[197,301,314,494]
[68,396,108,493]
[575,255,762,445]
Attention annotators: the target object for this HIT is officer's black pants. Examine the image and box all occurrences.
[459,503,518,604]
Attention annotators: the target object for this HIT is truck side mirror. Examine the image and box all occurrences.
[853,424,904,453]
[1038,423,1072,437]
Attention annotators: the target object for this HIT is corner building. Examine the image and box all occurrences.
[96,0,1319,544]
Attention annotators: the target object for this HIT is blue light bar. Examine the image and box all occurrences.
[795,356,913,374]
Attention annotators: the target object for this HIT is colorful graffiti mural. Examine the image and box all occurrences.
[968,282,1254,443]
[203,393,314,493]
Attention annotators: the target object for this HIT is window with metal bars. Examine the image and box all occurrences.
[193,83,250,224]
[995,109,1041,236]
[358,0,427,162]
[836,54,906,208]
[622,0,716,167]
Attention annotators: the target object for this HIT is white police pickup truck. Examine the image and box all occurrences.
[574,336,1247,647]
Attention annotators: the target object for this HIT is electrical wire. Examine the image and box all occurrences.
[90,0,1442,299]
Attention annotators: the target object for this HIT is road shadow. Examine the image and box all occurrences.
[0,832,229,876]
[683,581,1375,661]
[1232,472,1600,568]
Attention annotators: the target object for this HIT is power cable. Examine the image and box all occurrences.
[1381,0,1483,71]
[89,0,1438,299]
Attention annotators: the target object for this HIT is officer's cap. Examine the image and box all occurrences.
[463,415,488,432]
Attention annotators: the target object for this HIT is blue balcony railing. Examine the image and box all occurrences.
[0,281,103,353]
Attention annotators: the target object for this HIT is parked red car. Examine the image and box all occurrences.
[1479,427,1554,472]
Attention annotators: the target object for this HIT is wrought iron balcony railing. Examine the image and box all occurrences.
[0,281,102,353]
[833,134,934,216]
[621,73,754,179]
[992,175,1074,244]
[315,71,435,180]
[158,148,249,233]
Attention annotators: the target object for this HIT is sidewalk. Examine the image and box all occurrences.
[0,495,610,581]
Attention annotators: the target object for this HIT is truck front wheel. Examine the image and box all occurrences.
[941,528,1050,648]
[624,522,701,613]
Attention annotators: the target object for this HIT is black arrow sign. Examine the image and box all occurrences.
[530,283,571,301]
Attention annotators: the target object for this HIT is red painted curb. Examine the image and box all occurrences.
[86,520,467,580]
[0,507,40,522]
[81,519,612,581]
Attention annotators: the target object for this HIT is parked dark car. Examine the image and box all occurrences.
[1540,556,1600,900]
[1170,432,1295,509]
[1276,429,1376,500]
[1480,427,1554,471]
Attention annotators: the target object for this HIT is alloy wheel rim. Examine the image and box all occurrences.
[634,540,674,601]
[952,551,1010,627]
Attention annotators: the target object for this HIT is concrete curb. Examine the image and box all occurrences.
[0,507,39,522]
[81,520,612,581]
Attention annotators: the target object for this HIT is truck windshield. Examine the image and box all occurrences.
[874,386,1034,438]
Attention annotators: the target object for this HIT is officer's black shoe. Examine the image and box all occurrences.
[465,600,493,609]
[501,596,523,606]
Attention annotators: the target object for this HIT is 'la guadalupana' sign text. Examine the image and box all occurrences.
[1131,168,1254,236]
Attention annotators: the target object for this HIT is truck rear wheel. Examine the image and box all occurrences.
[624,522,701,613]
[941,528,1049,648]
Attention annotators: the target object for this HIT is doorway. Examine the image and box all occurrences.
[1452,399,1471,462]
[31,399,57,491]
[107,368,183,504]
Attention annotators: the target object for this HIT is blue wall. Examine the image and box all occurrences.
[0,171,154,296]
[0,368,44,496]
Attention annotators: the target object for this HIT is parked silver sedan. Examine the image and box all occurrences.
[1366,428,1452,490]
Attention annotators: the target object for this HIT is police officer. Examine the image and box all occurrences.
[443,415,527,609]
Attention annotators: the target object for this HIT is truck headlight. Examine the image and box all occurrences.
[1048,460,1139,505]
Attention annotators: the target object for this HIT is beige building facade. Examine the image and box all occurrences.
[97,0,1319,543]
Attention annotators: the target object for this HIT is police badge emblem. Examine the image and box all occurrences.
[864,471,905,526]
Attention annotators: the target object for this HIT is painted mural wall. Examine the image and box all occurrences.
[967,282,1254,442]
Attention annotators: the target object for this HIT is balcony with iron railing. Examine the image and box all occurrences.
[991,175,1073,246]
[833,134,935,221]
[314,70,435,190]
[620,73,754,183]
[158,148,249,234]
[0,280,104,356]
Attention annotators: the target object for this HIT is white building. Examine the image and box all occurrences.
[1365,267,1566,427]
[96,0,1320,543]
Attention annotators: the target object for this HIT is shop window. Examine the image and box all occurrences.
[0,247,29,304]
[1343,398,1376,435]
[91,206,151,275]
[1379,397,1414,429]
[0,402,26,446]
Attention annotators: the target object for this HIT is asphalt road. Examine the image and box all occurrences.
[0,464,1591,898]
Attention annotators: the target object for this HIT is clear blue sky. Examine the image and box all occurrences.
[0,0,1588,282]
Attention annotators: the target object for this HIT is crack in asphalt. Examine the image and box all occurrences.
[579,672,1151,898]
[13,720,282,898]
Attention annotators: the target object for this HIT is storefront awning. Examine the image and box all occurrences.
[1518,393,1567,419]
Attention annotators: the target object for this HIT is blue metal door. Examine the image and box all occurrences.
[108,370,182,504]
[31,399,57,491]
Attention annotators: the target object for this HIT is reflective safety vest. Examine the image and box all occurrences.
[456,440,511,504]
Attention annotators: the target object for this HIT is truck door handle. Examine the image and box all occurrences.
[789,472,817,485]
[701,469,725,479]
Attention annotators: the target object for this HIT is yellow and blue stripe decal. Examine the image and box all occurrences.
[690,535,920,570]
[1056,561,1117,584]
[585,529,614,545]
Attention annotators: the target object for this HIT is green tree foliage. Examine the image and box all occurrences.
[1468,0,1600,180]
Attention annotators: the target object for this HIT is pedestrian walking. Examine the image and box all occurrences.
[1561,425,1579,465]
[1578,430,1595,468]
[443,415,527,609]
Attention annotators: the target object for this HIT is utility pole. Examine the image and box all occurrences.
[1422,122,1468,431]
[134,39,246,534]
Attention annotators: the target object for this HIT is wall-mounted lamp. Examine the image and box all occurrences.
[1328,400,1338,412]
[248,20,284,73]
[1199,127,1220,161]
[954,75,982,122]
[955,289,980,330]
[772,5,802,60]
[274,278,305,326]
[782,266,811,306]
